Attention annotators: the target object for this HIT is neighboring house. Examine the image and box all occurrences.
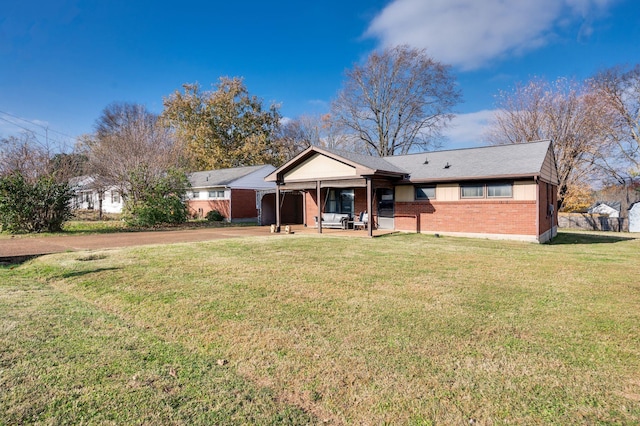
[587,201,621,218]
[188,164,299,224]
[69,175,124,214]
[266,140,560,243]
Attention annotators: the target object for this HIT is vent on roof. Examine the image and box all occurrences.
[444,162,451,169]
[423,156,429,164]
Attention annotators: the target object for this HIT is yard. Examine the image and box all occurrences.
[1,231,639,424]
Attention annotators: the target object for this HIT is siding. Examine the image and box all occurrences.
[285,154,357,180]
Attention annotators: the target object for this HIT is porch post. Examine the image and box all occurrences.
[302,191,307,227]
[317,180,322,234]
[275,184,281,232]
[366,177,373,238]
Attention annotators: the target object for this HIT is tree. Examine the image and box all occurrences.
[162,77,284,169]
[85,102,189,225]
[1,134,51,181]
[590,65,640,180]
[486,77,611,209]
[0,134,74,233]
[123,168,189,227]
[330,45,461,157]
[277,114,359,158]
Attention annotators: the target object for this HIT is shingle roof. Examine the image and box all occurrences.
[317,147,407,175]
[189,165,271,188]
[384,140,552,181]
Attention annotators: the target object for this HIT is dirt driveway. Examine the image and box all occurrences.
[0,227,274,260]
[0,225,384,262]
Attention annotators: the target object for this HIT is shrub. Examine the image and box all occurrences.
[206,209,225,222]
[123,168,189,227]
[0,172,73,233]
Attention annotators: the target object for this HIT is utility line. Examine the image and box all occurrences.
[0,116,69,147]
[0,109,76,139]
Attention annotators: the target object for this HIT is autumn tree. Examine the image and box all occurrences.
[486,77,611,209]
[162,77,284,169]
[331,45,461,157]
[85,102,189,224]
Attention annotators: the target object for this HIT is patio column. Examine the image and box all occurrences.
[367,177,373,238]
[275,184,281,232]
[317,180,322,234]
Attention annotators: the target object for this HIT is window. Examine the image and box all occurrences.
[111,191,120,204]
[460,184,484,198]
[461,182,513,199]
[192,191,200,199]
[209,190,225,199]
[415,186,436,200]
[326,189,354,215]
[487,183,512,198]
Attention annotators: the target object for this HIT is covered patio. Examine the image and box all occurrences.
[265,146,406,237]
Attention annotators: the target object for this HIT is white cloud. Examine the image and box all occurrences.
[365,0,617,70]
[442,110,497,149]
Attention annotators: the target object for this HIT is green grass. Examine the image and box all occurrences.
[2,231,640,424]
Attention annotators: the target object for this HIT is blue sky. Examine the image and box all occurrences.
[1,0,639,151]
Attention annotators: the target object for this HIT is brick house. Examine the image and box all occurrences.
[187,165,278,223]
[265,140,559,243]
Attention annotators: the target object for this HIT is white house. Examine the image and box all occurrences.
[69,176,124,214]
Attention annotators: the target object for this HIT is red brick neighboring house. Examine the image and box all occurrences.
[265,140,559,243]
[188,165,277,223]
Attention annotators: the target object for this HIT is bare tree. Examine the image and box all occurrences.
[277,114,361,159]
[486,77,611,208]
[331,45,461,156]
[86,102,187,206]
[590,65,640,180]
[0,133,52,181]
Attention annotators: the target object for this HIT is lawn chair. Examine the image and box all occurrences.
[353,212,368,230]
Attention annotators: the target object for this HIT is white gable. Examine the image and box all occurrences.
[284,153,357,181]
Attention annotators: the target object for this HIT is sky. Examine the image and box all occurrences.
[1,0,639,151]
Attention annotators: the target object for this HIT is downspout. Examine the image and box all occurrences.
[228,186,232,223]
[535,176,540,242]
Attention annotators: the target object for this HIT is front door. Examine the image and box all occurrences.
[376,188,394,229]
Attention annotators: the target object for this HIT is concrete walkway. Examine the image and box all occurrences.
[0,225,393,262]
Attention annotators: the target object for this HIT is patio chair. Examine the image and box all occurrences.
[353,212,368,230]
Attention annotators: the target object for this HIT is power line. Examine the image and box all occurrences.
[0,109,76,139]
[0,116,71,148]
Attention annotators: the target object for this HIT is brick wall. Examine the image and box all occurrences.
[230,189,258,219]
[188,200,230,219]
[395,200,538,236]
[538,182,558,234]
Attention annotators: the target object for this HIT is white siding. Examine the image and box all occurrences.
[285,154,357,180]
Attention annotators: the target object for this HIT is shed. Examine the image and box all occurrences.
[629,202,640,232]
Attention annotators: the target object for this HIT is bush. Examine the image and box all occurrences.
[123,168,189,227]
[0,172,73,233]
[206,209,225,222]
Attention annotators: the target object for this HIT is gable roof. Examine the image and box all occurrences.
[588,201,621,213]
[267,140,557,185]
[385,140,554,182]
[189,164,274,188]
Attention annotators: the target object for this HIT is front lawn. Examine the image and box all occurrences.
[1,232,639,424]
